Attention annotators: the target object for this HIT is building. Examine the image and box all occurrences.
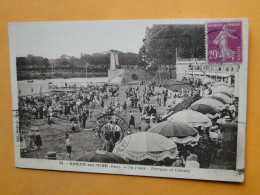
[176,57,240,86]
[175,49,242,97]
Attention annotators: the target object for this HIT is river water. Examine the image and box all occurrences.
[18,77,109,96]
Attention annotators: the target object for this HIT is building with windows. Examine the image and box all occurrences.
[176,57,240,86]
[175,48,241,98]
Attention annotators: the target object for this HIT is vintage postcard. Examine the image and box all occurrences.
[8,18,248,182]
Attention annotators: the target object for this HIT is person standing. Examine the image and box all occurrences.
[163,94,167,106]
[107,121,115,143]
[20,131,27,153]
[89,108,93,121]
[196,133,214,168]
[114,122,121,143]
[103,134,114,152]
[65,134,72,160]
[160,95,164,107]
[35,129,42,150]
[156,94,160,106]
[138,104,142,113]
[32,106,38,119]
[123,101,127,116]
[228,102,236,119]
[86,107,89,122]
[134,98,138,108]
[129,112,135,130]
[28,129,36,151]
[146,94,150,103]
[39,105,43,119]
[101,99,104,108]
[82,111,87,129]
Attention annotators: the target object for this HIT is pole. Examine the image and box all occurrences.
[86,65,88,78]
[157,58,161,84]
[143,39,147,82]
[52,62,54,79]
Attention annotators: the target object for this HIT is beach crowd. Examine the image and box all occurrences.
[18,78,238,169]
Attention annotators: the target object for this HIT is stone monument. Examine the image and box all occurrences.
[109,50,118,70]
[108,50,123,82]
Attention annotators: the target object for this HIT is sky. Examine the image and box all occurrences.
[10,19,204,59]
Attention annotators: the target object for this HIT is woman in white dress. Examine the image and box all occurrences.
[20,132,27,153]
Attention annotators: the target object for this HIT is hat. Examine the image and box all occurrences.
[150,116,156,120]
[30,126,39,131]
[46,151,57,160]
[224,116,232,122]
[145,116,150,120]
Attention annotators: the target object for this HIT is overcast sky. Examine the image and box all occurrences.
[10,19,204,59]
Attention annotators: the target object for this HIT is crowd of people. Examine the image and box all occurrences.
[150,82,238,169]
[99,80,238,169]
[18,83,120,151]
[18,80,173,154]
[18,77,238,170]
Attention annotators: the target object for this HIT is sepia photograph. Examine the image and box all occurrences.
[8,19,248,182]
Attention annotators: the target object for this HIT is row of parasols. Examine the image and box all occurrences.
[78,82,234,164]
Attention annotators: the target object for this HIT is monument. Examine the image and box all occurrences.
[109,50,118,71]
[108,50,124,82]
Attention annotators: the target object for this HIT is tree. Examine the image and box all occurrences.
[42,58,50,67]
[140,24,205,66]
[16,57,29,70]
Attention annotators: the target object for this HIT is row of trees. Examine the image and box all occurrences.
[56,52,140,67]
[17,55,50,69]
[17,52,140,69]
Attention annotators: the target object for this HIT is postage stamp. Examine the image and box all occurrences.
[207,21,242,64]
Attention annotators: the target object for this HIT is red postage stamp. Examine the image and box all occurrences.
[207,21,242,64]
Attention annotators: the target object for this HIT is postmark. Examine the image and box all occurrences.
[207,21,242,64]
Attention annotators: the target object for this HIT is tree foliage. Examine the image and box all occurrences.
[55,52,139,67]
[17,51,140,69]
[16,54,50,69]
[140,24,205,66]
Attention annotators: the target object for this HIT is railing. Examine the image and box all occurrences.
[185,70,235,77]
[177,58,206,62]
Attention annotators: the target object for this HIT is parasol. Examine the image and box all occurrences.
[189,104,218,115]
[213,82,230,87]
[148,121,200,144]
[30,126,39,131]
[77,150,127,164]
[212,85,233,97]
[167,110,212,128]
[207,93,231,104]
[113,132,178,161]
[191,98,224,110]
